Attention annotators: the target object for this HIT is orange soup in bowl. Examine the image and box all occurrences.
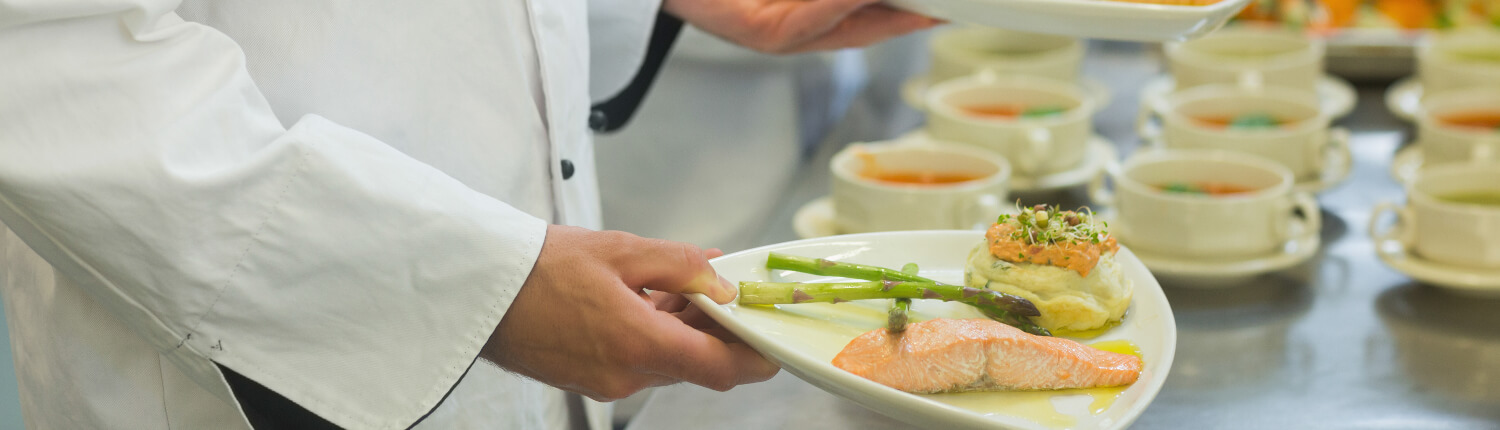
[960,104,1069,120]
[1191,112,1291,130]
[856,151,985,186]
[1438,111,1500,130]
[864,171,985,185]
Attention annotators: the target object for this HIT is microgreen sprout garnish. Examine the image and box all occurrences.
[997,203,1110,246]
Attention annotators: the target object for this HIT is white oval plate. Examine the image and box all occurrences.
[886,0,1251,42]
[689,230,1177,430]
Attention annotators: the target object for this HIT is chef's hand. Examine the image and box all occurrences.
[664,0,942,54]
[482,225,779,401]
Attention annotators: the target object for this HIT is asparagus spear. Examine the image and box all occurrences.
[887,263,918,333]
[764,252,1042,324]
[767,252,929,283]
[740,281,1050,336]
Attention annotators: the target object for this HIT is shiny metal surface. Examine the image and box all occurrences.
[626,41,1500,430]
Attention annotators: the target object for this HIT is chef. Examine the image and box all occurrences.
[0,0,935,428]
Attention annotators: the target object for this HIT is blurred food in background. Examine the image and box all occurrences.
[1232,0,1500,79]
[1235,0,1499,31]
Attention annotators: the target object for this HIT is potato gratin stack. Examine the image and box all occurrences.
[964,205,1134,333]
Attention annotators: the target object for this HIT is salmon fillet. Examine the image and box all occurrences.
[832,318,1142,393]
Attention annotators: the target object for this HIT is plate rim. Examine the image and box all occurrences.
[688,230,1178,430]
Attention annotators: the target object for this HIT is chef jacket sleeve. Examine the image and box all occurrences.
[0,2,544,429]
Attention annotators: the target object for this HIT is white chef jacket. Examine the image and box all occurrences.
[0,0,660,428]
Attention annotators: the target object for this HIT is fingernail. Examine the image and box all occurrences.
[719,277,738,303]
[693,271,733,304]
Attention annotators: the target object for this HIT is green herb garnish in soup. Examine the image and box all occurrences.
[1193,112,1284,130]
[1020,106,1068,119]
[1159,181,1255,196]
[1438,191,1500,207]
[961,105,1068,120]
[1228,112,1282,129]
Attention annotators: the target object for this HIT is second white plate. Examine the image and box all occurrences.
[884,0,1251,42]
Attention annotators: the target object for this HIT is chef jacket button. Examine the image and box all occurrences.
[561,159,576,180]
[588,110,609,132]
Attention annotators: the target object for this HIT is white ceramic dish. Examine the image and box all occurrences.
[792,196,840,239]
[1138,74,1358,120]
[1385,77,1422,122]
[884,0,1252,42]
[1127,228,1319,287]
[1375,238,1500,298]
[902,74,1113,113]
[688,230,1177,430]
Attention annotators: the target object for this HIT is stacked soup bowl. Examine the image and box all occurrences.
[1141,25,1353,195]
[1088,150,1322,286]
[809,26,1111,239]
[900,26,1114,195]
[1113,25,1352,285]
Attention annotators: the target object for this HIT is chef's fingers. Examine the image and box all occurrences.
[704,248,725,259]
[673,303,744,343]
[578,373,678,402]
[789,4,940,53]
[645,312,779,390]
[673,302,715,329]
[769,0,882,50]
[615,237,736,304]
[650,290,691,313]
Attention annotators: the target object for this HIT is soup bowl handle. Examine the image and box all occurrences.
[1087,168,1116,210]
[1471,136,1499,164]
[1018,127,1053,176]
[1319,127,1352,186]
[1236,69,1265,93]
[958,193,1007,230]
[1368,201,1415,248]
[1277,191,1322,244]
[1136,104,1163,144]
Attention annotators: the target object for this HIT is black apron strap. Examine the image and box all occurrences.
[588,12,684,133]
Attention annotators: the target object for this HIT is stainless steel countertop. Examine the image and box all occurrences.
[625,41,1500,430]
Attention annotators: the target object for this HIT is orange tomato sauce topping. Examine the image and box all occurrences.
[986,222,1119,277]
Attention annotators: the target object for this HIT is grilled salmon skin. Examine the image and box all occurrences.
[832,318,1142,393]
